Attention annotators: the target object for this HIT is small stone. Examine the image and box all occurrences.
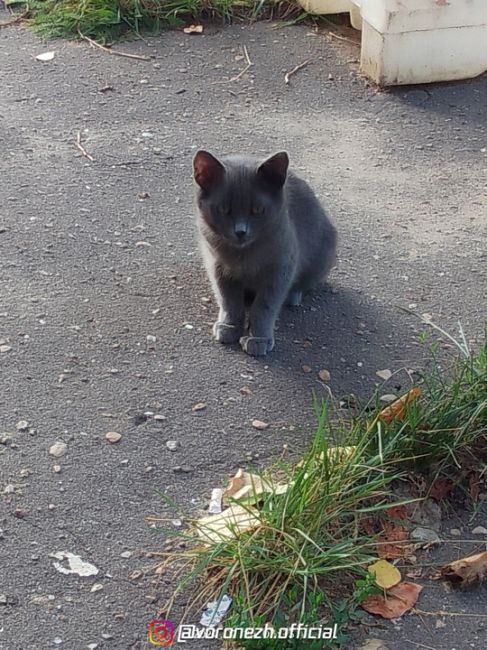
[120,551,132,559]
[252,419,269,430]
[49,441,67,458]
[129,569,143,580]
[472,526,487,535]
[359,640,390,650]
[450,528,461,536]
[146,335,156,343]
[0,594,7,605]
[0,345,11,353]
[53,465,62,473]
[90,583,103,593]
[435,619,446,629]
[173,465,192,474]
[240,385,252,395]
[318,369,331,382]
[153,414,167,422]
[105,432,122,443]
[166,440,180,451]
[411,527,440,544]
[53,638,63,645]
[101,634,114,640]
[192,402,206,412]
[87,644,99,650]
[14,508,26,518]
[380,394,397,403]
[16,420,29,431]
[301,365,312,373]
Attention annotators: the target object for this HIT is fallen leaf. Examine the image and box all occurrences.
[196,505,260,543]
[376,369,392,381]
[429,478,454,501]
[318,369,331,381]
[468,471,481,502]
[183,24,203,34]
[384,504,413,521]
[441,551,487,587]
[36,51,55,62]
[361,582,423,619]
[192,402,207,412]
[224,469,287,504]
[368,559,402,589]
[379,388,421,424]
[251,419,269,430]
[224,469,246,498]
[367,505,411,559]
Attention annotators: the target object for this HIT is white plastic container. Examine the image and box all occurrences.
[296,0,487,86]
[360,0,487,85]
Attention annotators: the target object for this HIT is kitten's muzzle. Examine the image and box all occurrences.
[234,222,249,243]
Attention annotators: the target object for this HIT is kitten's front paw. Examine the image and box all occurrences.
[213,321,243,344]
[239,335,274,357]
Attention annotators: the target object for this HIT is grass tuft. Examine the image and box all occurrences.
[14,0,301,41]
[156,325,486,647]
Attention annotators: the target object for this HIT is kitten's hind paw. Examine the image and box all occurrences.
[213,321,243,344]
[287,290,302,307]
[239,335,274,357]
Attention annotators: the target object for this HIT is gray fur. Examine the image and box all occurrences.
[193,151,337,356]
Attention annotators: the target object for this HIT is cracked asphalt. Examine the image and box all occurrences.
[0,14,486,650]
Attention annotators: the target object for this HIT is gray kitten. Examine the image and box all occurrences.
[193,151,337,356]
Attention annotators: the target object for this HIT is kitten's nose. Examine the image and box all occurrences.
[234,223,248,241]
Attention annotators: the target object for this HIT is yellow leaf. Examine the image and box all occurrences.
[368,559,402,589]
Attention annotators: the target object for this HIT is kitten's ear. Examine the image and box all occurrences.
[193,150,225,192]
[258,152,289,189]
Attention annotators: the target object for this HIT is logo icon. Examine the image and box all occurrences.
[148,619,175,646]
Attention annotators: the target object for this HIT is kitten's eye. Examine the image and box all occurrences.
[252,205,264,215]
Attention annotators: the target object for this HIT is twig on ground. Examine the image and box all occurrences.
[412,609,487,618]
[284,59,311,85]
[0,10,28,27]
[75,131,94,162]
[213,45,252,85]
[327,31,361,46]
[78,31,152,62]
